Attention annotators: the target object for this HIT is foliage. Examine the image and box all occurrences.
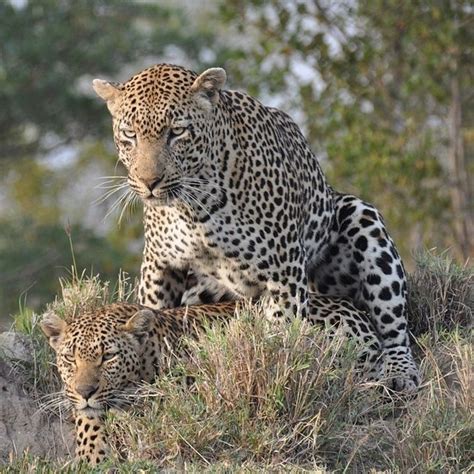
[0,218,138,319]
[0,0,215,159]
[7,296,61,399]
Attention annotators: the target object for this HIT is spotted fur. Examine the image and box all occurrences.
[41,296,390,464]
[74,413,107,466]
[92,64,419,391]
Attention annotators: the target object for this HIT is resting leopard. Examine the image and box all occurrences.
[92,64,419,391]
[41,295,415,465]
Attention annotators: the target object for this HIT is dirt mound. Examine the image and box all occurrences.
[0,339,73,463]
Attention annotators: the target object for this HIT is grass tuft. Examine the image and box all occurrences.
[408,249,473,337]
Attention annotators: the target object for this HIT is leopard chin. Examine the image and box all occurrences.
[77,406,105,417]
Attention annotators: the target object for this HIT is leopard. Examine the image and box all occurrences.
[92,63,420,391]
[41,295,396,465]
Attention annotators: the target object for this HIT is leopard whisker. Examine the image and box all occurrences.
[95,181,127,190]
[181,177,219,187]
[170,187,195,222]
[95,175,127,181]
[96,178,127,185]
[181,185,223,207]
[117,189,137,226]
[103,391,139,409]
[94,177,128,193]
[37,394,72,417]
[127,192,141,216]
[94,184,129,205]
[180,178,225,204]
[103,188,133,221]
[179,188,215,223]
[37,390,65,401]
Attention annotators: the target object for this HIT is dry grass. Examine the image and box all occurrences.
[6,251,473,472]
[106,303,472,472]
[108,307,380,470]
[408,249,472,336]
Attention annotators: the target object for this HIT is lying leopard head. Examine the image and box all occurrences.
[40,304,155,415]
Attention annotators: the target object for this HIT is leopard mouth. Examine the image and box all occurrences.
[142,183,182,206]
[74,398,104,412]
[72,391,133,414]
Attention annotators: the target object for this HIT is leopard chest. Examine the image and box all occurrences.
[143,206,205,262]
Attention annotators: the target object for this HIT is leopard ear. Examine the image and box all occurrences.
[123,309,155,350]
[92,79,123,115]
[40,312,67,351]
[190,68,226,110]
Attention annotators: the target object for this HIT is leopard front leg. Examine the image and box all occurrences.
[265,283,308,320]
[75,412,108,466]
[138,258,187,309]
[265,250,309,320]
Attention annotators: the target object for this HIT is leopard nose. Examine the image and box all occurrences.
[76,383,99,400]
[141,176,164,191]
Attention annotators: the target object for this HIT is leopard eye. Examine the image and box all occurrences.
[102,352,117,362]
[63,353,75,364]
[121,129,136,139]
[170,127,186,137]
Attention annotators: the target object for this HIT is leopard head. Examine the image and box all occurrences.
[92,64,226,207]
[40,304,155,414]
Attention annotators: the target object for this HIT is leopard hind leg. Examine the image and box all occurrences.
[307,193,420,392]
[306,294,384,381]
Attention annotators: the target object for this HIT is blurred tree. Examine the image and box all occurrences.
[1,0,471,320]
[0,218,132,316]
[0,0,218,319]
[217,0,473,260]
[0,0,216,160]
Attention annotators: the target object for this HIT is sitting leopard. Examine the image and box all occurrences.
[41,295,408,465]
[92,64,419,391]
